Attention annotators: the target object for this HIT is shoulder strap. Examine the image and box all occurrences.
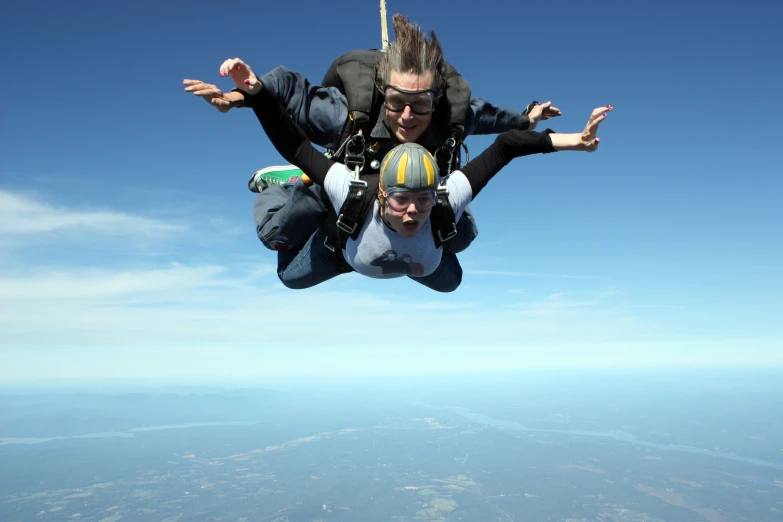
[441,60,471,133]
[321,173,380,262]
[322,50,384,144]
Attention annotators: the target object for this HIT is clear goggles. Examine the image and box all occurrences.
[381,85,438,115]
[385,190,437,212]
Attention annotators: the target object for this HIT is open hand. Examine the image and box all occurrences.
[219,57,262,95]
[528,101,562,128]
[580,105,613,152]
[182,79,244,113]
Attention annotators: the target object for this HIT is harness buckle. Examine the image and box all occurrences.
[323,233,336,252]
[335,178,368,235]
[349,178,367,192]
[335,214,358,234]
[437,224,458,243]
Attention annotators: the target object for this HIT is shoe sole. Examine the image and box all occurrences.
[248,165,304,193]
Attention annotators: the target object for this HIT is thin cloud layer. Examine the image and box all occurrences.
[0,263,227,299]
[465,269,595,279]
[0,261,667,348]
[0,189,187,236]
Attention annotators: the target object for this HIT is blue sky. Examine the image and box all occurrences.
[1,0,781,382]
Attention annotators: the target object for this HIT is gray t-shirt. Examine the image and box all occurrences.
[323,163,473,278]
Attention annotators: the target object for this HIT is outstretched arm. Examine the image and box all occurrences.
[248,86,337,186]
[460,105,612,197]
[183,59,349,149]
[466,99,563,135]
[225,58,348,149]
[548,106,612,151]
[218,59,337,186]
[465,98,528,135]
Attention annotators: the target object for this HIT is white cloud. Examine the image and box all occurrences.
[0,263,486,346]
[0,189,187,236]
[0,263,227,299]
[465,269,595,279]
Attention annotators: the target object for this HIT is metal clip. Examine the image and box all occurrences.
[335,215,358,234]
[435,137,458,176]
[349,178,367,194]
[437,224,458,243]
[344,133,367,173]
[323,234,336,252]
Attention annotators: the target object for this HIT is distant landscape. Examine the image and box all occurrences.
[2,369,782,521]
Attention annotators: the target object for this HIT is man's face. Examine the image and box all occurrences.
[384,70,435,143]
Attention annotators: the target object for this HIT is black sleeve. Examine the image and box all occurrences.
[460,129,557,198]
[246,87,335,186]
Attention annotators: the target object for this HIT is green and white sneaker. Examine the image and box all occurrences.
[248,165,305,193]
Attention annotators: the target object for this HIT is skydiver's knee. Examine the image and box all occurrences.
[443,273,463,293]
[436,282,460,293]
[278,273,311,290]
[432,269,463,293]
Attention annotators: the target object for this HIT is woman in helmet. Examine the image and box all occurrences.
[239,70,610,291]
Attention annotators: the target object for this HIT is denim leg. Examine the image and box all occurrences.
[253,181,328,251]
[277,229,345,290]
[408,252,463,293]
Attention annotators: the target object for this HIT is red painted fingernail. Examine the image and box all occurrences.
[244,79,250,84]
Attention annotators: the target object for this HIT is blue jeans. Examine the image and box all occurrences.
[277,229,463,292]
[411,252,462,293]
[253,181,327,251]
[277,228,345,289]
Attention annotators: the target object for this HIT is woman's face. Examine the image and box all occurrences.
[380,190,436,238]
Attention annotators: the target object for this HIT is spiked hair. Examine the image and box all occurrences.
[378,14,444,94]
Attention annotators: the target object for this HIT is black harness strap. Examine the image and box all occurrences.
[321,173,377,273]
[335,178,369,239]
[322,50,384,149]
[442,61,471,130]
[431,186,458,252]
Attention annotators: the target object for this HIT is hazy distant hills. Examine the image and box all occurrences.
[0,389,280,438]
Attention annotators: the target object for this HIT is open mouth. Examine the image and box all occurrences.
[403,220,419,230]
